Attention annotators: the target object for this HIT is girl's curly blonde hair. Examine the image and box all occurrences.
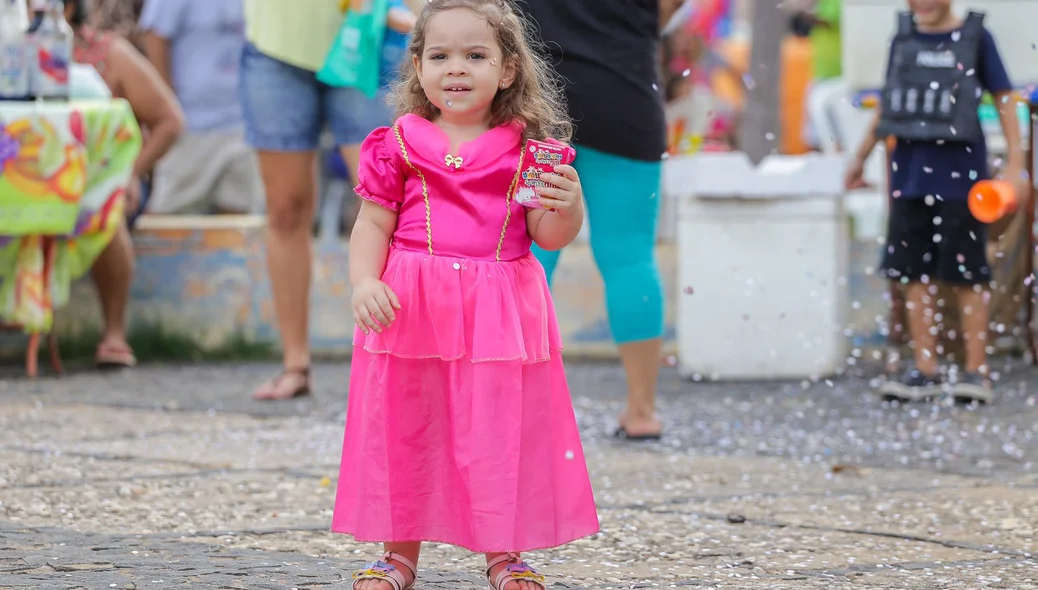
[389,0,572,143]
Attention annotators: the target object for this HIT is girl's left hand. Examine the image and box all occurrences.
[536,165,583,218]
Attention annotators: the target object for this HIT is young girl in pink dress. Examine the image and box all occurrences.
[331,1,600,589]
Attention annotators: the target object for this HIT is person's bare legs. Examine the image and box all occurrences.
[353,542,421,590]
[954,284,989,376]
[617,338,663,437]
[484,552,543,590]
[253,150,316,400]
[91,221,135,362]
[905,282,939,376]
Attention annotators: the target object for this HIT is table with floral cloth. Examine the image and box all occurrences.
[0,99,141,373]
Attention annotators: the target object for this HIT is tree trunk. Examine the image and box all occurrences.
[737,0,786,163]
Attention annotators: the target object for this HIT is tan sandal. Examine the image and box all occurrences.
[485,553,546,590]
[95,342,137,369]
[352,551,417,590]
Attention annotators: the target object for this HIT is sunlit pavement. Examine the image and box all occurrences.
[1,361,1035,588]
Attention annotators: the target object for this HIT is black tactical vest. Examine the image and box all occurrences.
[876,11,985,143]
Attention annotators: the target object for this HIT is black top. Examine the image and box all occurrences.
[518,0,667,162]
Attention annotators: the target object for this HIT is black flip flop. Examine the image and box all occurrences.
[613,426,662,441]
[253,367,313,401]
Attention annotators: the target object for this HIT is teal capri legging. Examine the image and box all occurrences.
[532,144,664,344]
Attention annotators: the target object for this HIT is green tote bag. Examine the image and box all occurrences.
[317,0,390,98]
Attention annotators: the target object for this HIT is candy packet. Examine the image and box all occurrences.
[514,139,576,208]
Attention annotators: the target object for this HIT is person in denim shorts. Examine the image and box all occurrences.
[241,0,392,400]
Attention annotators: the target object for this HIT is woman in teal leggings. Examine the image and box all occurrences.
[532,147,665,439]
[533,146,664,348]
[523,0,680,440]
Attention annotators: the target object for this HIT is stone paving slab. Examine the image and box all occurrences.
[193,524,1004,587]
[1,469,331,535]
[22,417,346,472]
[0,525,491,589]
[0,402,271,447]
[6,361,1037,476]
[682,484,1037,554]
[582,450,993,505]
[1,361,1037,588]
[1,448,198,490]
[2,523,1034,589]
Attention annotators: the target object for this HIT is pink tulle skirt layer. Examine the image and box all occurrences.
[331,248,600,552]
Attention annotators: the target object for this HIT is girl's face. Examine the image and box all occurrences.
[908,0,953,27]
[415,8,516,123]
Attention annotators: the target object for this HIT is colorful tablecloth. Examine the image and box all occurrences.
[0,99,142,332]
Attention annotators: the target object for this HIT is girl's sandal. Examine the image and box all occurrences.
[485,553,547,590]
[351,551,418,590]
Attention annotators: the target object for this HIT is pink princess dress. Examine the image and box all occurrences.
[331,114,600,552]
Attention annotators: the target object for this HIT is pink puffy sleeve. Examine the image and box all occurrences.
[354,127,405,212]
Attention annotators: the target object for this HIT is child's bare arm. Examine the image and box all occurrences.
[852,107,884,166]
[844,107,883,191]
[349,200,398,287]
[527,207,584,252]
[994,91,1025,172]
[526,166,585,251]
[838,105,880,189]
[350,201,401,333]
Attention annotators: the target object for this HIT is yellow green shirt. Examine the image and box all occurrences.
[244,0,344,72]
[810,0,842,80]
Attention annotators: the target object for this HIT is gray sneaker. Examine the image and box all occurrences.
[952,372,993,405]
[879,369,943,402]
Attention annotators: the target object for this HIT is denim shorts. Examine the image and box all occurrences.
[239,42,392,151]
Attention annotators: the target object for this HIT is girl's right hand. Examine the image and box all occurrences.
[352,277,402,334]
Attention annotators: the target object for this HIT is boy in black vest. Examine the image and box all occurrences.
[845,0,1026,405]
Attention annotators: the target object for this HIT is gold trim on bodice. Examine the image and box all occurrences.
[392,124,526,262]
[497,148,525,262]
[392,125,434,255]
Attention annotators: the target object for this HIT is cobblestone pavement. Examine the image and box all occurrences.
[0,361,1036,589]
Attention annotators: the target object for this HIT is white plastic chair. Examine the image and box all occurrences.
[824,81,890,240]
[805,78,847,154]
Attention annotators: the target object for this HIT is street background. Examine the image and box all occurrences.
[2,361,1035,588]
